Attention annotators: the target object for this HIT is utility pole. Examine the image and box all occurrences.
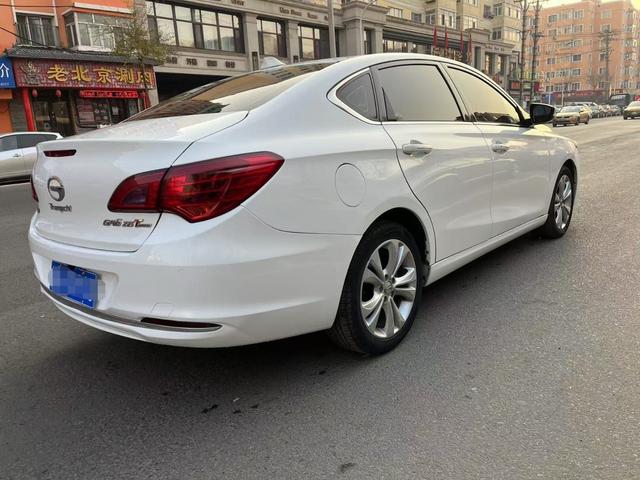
[529,0,542,102]
[518,0,530,106]
[327,0,336,58]
[600,26,615,96]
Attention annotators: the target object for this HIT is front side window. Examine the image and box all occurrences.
[447,67,521,125]
[130,63,332,121]
[16,14,56,46]
[258,18,286,57]
[377,65,462,122]
[146,1,243,52]
[0,135,18,152]
[336,74,377,120]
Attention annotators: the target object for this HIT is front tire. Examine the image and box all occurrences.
[538,166,575,239]
[329,222,423,354]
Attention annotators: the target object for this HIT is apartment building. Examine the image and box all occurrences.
[0,0,523,135]
[528,0,640,104]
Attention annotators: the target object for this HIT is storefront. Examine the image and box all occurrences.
[6,49,156,137]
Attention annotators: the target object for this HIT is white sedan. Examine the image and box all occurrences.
[29,54,578,354]
[0,131,61,182]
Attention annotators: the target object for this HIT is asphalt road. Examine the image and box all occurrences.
[1,116,640,480]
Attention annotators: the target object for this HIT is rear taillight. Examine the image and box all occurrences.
[108,152,283,223]
[43,149,76,157]
[30,176,38,202]
[107,170,164,212]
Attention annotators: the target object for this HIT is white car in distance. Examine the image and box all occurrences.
[0,132,62,182]
[29,54,578,355]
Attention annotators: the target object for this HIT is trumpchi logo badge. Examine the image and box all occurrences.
[47,177,65,202]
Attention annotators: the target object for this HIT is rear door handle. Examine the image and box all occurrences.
[12,153,21,158]
[402,141,432,156]
[491,142,510,154]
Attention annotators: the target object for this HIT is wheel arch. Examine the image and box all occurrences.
[563,158,578,193]
[368,207,433,272]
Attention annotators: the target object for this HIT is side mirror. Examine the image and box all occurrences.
[529,103,555,125]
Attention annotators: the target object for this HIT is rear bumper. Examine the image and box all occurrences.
[29,208,360,348]
[553,117,578,124]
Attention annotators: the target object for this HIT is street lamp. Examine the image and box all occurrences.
[359,0,377,55]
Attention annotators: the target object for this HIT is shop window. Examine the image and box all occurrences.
[146,1,243,53]
[258,18,286,57]
[298,25,329,60]
[76,97,140,128]
[16,14,57,47]
[382,39,417,53]
[64,13,128,49]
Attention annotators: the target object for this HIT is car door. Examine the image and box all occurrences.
[0,135,25,180]
[17,133,58,174]
[445,66,551,236]
[374,62,494,261]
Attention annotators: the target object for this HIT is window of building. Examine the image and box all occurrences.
[492,30,502,40]
[574,10,583,19]
[571,82,580,91]
[63,12,128,49]
[600,24,611,32]
[494,5,503,16]
[483,5,493,19]
[426,12,436,25]
[146,2,243,52]
[447,67,520,124]
[548,28,556,37]
[336,73,377,120]
[257,18,286,57]
[298,25,329,60]
[601,10,612,19]
[16,14,57,46]
[411,12,422,22]
[548,14,558,23]
[463,16,478,30]
[467,0,479,5]
[388,7,403,18]
[572,54,581,62]
[440,10,456,28]
[364,29,373,54]
[382,39,417,53]
[378,65,461,122]
[599,52,607,61]
[599,66,607,75]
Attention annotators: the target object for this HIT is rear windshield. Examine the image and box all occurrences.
[128,63,332,121]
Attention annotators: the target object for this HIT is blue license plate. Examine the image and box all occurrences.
[50,261,98,309]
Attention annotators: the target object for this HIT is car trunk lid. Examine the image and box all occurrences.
[32,112,247,252]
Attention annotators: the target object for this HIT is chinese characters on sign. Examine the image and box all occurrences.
[13,59,155,89]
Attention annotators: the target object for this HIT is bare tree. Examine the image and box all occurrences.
[112,1,173,107]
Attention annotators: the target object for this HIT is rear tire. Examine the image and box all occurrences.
[328,221,423,355]
[538,166,575,239]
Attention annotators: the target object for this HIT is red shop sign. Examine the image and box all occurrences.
[12,59,155,89]
[79,90,139,99]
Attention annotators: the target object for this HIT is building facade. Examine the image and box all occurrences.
[0,0,524,135]
[527,0,640,105]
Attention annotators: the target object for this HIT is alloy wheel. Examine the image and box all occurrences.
[554,174,573,231]
[360,240,417,339]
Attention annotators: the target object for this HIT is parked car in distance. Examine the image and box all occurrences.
[553,106,590,126]
[623,101,640,119]
[29,54,579,355]
[0,132,63,182]
[610,105,622,116]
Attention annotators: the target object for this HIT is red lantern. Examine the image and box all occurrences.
[31,89,38,98]
[55,89,62,98]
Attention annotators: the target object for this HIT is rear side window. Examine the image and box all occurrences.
[17,134,57,149]
[130,63,333,121]
[336,73,378,120]
[0,135,17,152]
[377,65,462,122]
[447,67,521,125]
